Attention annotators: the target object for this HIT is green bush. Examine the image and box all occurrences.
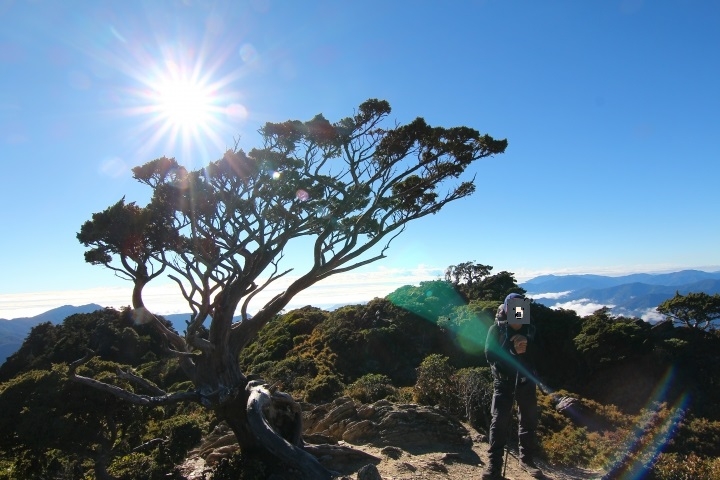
[455,367,493,429]
[650,453,720,480]
[414,354,456,412]
[573,309,651,372]
[263,355,318,394]
[392,386,415,403]
[305,374,344,403]
[541,425,601,467]
[345,374,397,403]
[153,414,204,466]
[672,416,720,457]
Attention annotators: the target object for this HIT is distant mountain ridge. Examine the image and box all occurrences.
[522,269,720,320]
[523,269,720,292]
[0,304,104,364]
[3,269,720,364]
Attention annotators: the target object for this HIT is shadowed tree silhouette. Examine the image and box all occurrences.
[74,98,507,478]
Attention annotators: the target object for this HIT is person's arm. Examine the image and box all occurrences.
[524,324,538,373]
[486,323,512,377]
[485,324,500,366]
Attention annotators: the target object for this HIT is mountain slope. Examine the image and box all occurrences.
[0,304,103,363]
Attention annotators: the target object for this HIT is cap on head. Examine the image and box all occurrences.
[496,293,524,321]
[504,293,524,311]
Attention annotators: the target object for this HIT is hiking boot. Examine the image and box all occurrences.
[519,458,544,478]
[481,463,502,479]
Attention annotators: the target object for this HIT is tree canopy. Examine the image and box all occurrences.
[443,261,524,301]
[74,99,507,478]
[656,291,720,330]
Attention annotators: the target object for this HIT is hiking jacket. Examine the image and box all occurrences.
[485,305,537,381]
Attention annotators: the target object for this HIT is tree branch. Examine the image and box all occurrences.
[69,350,201,407]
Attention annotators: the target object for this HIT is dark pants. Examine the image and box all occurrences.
[487,374,538,467]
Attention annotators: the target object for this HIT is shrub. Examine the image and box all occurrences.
[537,392,633,469]
[650,453,720,480]
[391,386,415,403]
[263,356,318,394]
[305,374,345,404]
[671,416,720,457]
[541,425,595,466]
[345,374,397,403]
[455,367,493,429]
[158,415,204,464]
[414,354,456,411]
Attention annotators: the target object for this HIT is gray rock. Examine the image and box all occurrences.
[356,464,383,480]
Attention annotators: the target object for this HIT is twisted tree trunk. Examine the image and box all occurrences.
[209,379,334,479]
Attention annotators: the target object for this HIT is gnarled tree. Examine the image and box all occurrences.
[75,99,507,478]
[657,291,720,330]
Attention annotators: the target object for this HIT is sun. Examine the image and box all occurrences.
[112,43,250,165]
[154,77,215,131]
[127,59,241,165]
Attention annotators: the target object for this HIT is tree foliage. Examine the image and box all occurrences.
[239,298,443,400]
[387,279,466,321]
[573,307,651,372]
[79,99,506,327]
[74,99,507,477]
[657,291,720,330]
[413,354,455,409]
[0,361,158,479]
[0,307,212,480]
[444,261,525,301]
[0,308,171,383]
[445,261,492,288]
[530,303,583,386]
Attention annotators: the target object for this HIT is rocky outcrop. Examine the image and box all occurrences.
[181,397,473,479]
[303,397,472,449]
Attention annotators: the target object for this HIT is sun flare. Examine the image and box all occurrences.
[116,44,250,166]
[154,77,215,131]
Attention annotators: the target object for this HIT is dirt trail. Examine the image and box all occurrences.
[345,430,605,480]
[179,426,606,480]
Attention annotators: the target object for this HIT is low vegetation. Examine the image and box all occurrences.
[1,263,719,479]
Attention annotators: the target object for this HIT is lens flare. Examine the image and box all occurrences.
[601,366,689,479]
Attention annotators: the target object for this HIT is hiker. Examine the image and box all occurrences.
[482,293,544,479]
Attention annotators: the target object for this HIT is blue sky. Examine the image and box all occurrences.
[1,0,719,319]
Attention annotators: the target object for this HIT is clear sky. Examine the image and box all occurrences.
[1,0,719,319]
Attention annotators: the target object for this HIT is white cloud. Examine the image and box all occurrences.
[527,291,572,300]
[3,263,713,321]
[0,265,445,320]
[0,287,131,319]
[550,299,614,317]
[640,308,666,324]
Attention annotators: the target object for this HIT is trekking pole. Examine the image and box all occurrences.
[503,370,520,479]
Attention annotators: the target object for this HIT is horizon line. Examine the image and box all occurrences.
[2,264,718,320]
